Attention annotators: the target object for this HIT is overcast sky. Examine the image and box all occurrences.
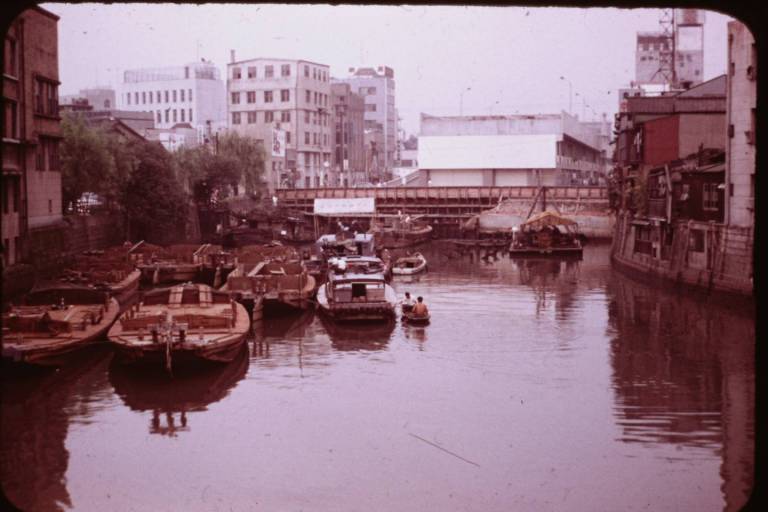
[41,3,734,135]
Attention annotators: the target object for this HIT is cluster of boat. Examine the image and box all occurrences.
[2,235,431,373]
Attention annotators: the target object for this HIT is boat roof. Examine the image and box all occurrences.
[522,211,579,228]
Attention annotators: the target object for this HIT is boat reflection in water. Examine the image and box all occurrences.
[318,313,395,352]
[108,343,249,436]
[0,346,113,512]
[606,270,755,512]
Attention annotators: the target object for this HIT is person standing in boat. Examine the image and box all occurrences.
[401,292,415,313]
[412,296,428,317]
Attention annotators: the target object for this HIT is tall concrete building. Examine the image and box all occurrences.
[2,6,62,267]
[117,60,227,144]
[418,112,606,187]
[330,83,365,187]
[336,66,396,176]
[634,9,704,89]
[227,56,332,191]
[725,21,756,227]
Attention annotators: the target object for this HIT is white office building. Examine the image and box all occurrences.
[117,60,227,145]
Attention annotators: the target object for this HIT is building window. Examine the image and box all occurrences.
[246,91,256,104]
[633,225,652,255]
[305,132,310,144]
[36,141,45,170]
[48,139,60,171]
[265,65,274,78]
[172,90,177,102]
[286,131,291,143]
[281,89,290,102]
[304,65,309,77]
[689,229,705,252]
[134,92,139,105]
[181,89,185,102]
[265,111,274,123]
[189,108,193,122]
[305,90,311,103]
[231,92,241,104]
[165,110,169,123]
[232,112,241,124]
[165,90,169,103]
[281,111,291,122]
[157,111,162,123]
[233,67,241,79]
[247,66,256,79]
[3,100,18,139]
[142,91,146,104]
[264,90,273,103]
[189,89,193,102]
[48,199,53,213]
[147,93,152,105]
[127,93,131,105]
[703,183,719,211]
[312,68,317,80]
[4,37,18,77]
[304,110,310,123]
[281,64,290,77]
[34,78,58,116]
[365,104,377,112]
[247,111,257,124]
[172,109,177,123]
[156,91,161,102]
[305,153,311,165]
[181,109,185,122]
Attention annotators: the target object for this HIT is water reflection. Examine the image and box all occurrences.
[0,346,113,512]
[319,314,395,352]
[606,271,754,511]
[108,344,249,436]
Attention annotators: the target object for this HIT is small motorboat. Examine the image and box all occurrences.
[392,252,428,276]
[401,311,430,325]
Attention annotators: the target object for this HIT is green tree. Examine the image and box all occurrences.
[60,114,114,211]
[217,132,266,196]
[124,142,189,244]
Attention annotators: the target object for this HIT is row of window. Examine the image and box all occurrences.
[126,88,193,106]
[3,99,18,139]
[232,63,328,82]
[230,89,329,107]
[154,108,193,124]
[1,175,21,215]
[230,110,330,126]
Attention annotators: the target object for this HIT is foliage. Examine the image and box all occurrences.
[172,131,266,205]
[124,142,189,243]
[60,114,115,210]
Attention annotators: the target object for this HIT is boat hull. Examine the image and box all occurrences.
[402,312,430,325]
[1,298,121,367]
[316,283,397,322]
[111,333,247,367]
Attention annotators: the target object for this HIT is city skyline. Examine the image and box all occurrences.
[42,3,734,135]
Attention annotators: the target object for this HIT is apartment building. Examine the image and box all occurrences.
[330,83,365,186]
[336,66,396,174]
[117,60,226,145]
[227,56,332,190]
[2,6,63,267]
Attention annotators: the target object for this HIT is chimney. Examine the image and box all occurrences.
[230,50,235,63]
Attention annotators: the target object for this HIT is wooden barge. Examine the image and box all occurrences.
[108,283,250,371]
[1,285,120,366]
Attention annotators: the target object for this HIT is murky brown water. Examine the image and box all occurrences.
[1,243,755,511]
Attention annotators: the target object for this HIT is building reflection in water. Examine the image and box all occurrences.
[0,346,113,512]
[512,256,581,323]
[108,344,249,436]
[606,271,754,511]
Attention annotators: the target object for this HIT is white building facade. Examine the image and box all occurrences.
[117,61,227,145]
[335,66,396,175]
[418,113,607,187]
[227,56,332,191]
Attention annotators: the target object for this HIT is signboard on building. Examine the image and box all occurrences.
[272,129,286,157]
[314,197,375,215]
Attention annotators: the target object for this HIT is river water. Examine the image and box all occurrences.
[1,243,755,511]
